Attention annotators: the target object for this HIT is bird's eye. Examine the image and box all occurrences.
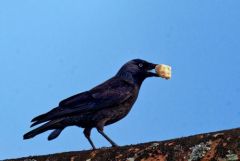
[138,63,143,68]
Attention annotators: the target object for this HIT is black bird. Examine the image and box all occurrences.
[23,59,159,149]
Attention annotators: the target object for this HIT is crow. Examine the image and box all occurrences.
[23,59,160,149]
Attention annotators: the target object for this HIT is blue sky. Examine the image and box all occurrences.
[1,0,240,159]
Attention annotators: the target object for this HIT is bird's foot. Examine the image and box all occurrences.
[91,145,96,150]
[111,143,119,147]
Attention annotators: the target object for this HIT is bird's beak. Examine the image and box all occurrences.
[147,63,159,77]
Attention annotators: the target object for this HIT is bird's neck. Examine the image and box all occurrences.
[116,72,145,87]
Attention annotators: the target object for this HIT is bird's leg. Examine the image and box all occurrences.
[83,128,96,150]
[96,125,119,147]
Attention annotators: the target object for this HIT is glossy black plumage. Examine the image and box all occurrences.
[23,59,159,149]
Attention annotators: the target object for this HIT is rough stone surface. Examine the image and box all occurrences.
[5,128,240,161]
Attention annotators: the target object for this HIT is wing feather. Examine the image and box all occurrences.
[31,77,135,126]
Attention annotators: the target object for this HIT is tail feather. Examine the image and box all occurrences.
[24,119,63,140]
[30,107,61,128]
[48,129,64,140]
[31,113,48,122]
[31,119,46,127]
[31,107,59,122]
[23,125,48,139]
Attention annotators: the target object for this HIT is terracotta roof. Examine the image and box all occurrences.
[6,127,240,161]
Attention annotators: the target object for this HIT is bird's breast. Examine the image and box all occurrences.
[102,88,139,125]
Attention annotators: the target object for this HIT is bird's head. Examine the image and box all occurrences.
[116,59,159,86]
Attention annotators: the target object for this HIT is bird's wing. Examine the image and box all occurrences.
[31,77,136,124]
[59,77,135,112]
[58,91,93,108]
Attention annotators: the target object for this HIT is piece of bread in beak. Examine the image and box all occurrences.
[155,64,171,79]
